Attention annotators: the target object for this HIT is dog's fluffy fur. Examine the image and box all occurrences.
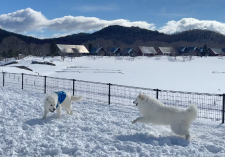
[43,91,82,119]
[132,93,198,140]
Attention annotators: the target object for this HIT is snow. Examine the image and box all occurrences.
[0,55,225,156]
[0,87,225,156]
[1,55,225,93]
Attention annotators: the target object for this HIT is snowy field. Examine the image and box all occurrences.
[0,55,225,93]
[0,56,225,156]
[1,87,225,156]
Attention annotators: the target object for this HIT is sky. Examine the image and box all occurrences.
[0,0,225,39]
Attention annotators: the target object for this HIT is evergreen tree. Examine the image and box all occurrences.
[88,43,93,52]
[50,40,59,57]
[202,44,208,56]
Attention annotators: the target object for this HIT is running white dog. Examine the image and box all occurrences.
[132,93,198,140]
[43,91,82,119]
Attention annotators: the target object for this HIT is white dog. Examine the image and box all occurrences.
[132,93,198,140]
[43,91,82,119]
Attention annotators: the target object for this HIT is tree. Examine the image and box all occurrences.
[171,47,178,60]
[202,44,208,56]
[88,43,93,52]
[50,40,59,57]
[61,48,67,61]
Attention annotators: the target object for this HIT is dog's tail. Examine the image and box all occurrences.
[185,104,198,122]
[71,96,82,102]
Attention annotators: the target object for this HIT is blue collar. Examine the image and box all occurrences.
[55,91,66,108]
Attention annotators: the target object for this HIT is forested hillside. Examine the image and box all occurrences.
[1,25,225,57]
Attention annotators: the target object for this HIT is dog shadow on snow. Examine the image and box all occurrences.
[116,133,189,147]
[25,114,67,126]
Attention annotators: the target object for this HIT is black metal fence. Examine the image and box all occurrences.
[0,72,224,123]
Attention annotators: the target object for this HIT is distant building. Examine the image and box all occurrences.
[222,48,225,53]
[111,47,121,56]
[177,47,188,54]
[187,47,199,56]
[156,47,173,55]
[90,47,107,56]
[56,44,89,57]
[208,48,224,56]
[122,48,136,57]
[138,46,157,56]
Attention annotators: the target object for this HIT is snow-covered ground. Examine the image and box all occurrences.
[1,87,225,156]
[0,56,225,156]
[0,55,225,93]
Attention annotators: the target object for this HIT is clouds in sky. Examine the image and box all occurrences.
[159,18,225,35]
[0,8,48,33]
[0,8,154,37]
[48,16,155,32]
[0,8,225,38]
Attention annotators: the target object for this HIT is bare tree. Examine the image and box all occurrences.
[182,54,188,61]
[60,48,67,61]
[171,47,178,60]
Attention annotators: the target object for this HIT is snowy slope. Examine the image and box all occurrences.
[0,87,225,156]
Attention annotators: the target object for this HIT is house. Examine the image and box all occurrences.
[122,48,136,57]
[187,47,199,56]
[111,47,121,56]
[222,48,225,53]
[56,44,89,57]
[177,47,188,54]
[138,46,157,56]
[156,47,173,55]
[90,47,107,56]
[208,48,224,56]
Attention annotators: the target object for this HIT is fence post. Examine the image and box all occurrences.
[222,94,225,123]
[2,72,4,86]
[22,73,24,89]
[73,79,75,96]
[154,89,160,99]
[108,83,111,105]
[44,76,47,93]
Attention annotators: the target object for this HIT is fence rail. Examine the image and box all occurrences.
[0,72,224,123]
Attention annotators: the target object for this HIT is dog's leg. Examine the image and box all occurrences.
[185,134,190,141]
[42,109,49,119]
[69,109,73,115]
[65,109,70,114]
[132,117,149,124]
[57,105,62,118]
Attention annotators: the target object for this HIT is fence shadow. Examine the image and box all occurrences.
[116,133,189,147]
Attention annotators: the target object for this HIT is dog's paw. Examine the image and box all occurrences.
[78,96,83,101]
[131,120,136,124]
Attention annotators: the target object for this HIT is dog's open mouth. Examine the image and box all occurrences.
[49,109,55,112]
[133,101,138,106]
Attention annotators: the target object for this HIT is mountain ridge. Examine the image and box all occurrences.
[0,25,225,57]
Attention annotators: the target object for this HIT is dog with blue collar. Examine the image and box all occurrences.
[43,91,82,119]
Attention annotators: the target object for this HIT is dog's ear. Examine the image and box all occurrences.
[138,93,144,99]
[46,98,50,102]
